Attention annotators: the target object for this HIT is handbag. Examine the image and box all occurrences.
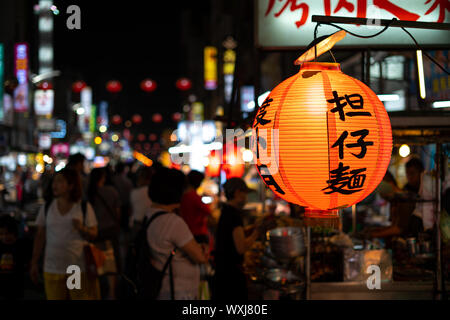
[84,243,106,278]
[80,200,118,278]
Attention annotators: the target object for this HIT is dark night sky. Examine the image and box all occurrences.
[52,1,205,136]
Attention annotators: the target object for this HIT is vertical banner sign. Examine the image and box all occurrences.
[223,49,236,103]
[98,101,109,127]
[3,94,13,126]
[204,47,218,90]
[90,105,97,133]
[14,43,29,113]
[78,87,92,133]
[241,86,255,113]
[0,44,3,122]
[192,102,204,121]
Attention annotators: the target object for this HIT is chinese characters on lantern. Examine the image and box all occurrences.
[323,90,374,195]
[253,97,286,195]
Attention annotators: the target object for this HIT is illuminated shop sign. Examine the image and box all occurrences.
[257,0,450,48]
[14,43,29,112]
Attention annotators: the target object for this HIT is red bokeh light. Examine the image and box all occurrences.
[132,114,143,124]
[152,113,163,123]
[106,80,122,93]
[38,81,53,90]
[140,79,157,92]
[72,81,86,93]
[175,77,192,91]
[112,115,122,125]
[172,112,182,122]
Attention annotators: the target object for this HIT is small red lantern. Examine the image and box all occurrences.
[140,79,157,92]
[132,114,142,124]
[172,112,182,122]
[106,80,122,93]
[205,150,221,178]
[112,115,122,125]
[38,81,52,90]
[72,81,86,93]
[152,113,163,123]
[223,144,245,179]
[138,133,146,142]
[123,129,131,140]
[144,143,151,151]
[149,134,157,141]
[175,77,192,91]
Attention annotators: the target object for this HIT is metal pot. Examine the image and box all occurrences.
[264,268,304,294]
[267,227,305,259]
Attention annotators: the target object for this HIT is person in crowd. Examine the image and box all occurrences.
[30,168,100,300]
[0,215,31,300]
[146,167,208,300]
[39,164,55,203]
[213,178,259,301]
[180,170,212,245]
[370,157,425,239]
[129,166,153,236]
[0,166,6,208]
[14,166,24,208]
[87,168,121,300]
[103,164,115,187]
[66,153,88,197]
[112,162,133,231]
[376,170,403,201]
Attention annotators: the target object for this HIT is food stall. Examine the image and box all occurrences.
[238,109,450,300]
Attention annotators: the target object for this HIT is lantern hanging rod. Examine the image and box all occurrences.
[311,15,450,31]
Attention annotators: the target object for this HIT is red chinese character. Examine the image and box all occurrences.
[324,0,368,19]
[265,0,310,28]
[425,0,450,23]
[373,0,420,21]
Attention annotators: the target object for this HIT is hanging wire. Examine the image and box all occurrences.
[314,18,450,75]
[328,50,337,63]
[400,26,450,75]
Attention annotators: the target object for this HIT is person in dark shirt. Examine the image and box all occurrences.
[370,158,424,239]
[212,178,258,301]
[0,215,31,300]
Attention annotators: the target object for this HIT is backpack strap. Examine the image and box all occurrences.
[143,211,169,232]
[143,210,177,300]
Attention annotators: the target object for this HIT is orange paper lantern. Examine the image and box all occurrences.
[205,150,221,178]
[223,144,245,179]
[252,62,392,217]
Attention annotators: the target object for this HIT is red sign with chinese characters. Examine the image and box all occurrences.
[257,0,450,48]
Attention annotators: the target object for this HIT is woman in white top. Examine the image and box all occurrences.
[146,167,208,300]
[30,168,100,300]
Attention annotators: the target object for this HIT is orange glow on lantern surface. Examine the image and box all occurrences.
[252,62,392,215]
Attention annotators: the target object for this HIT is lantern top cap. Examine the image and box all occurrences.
[299,62,341,71]
[294,30,347,65]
